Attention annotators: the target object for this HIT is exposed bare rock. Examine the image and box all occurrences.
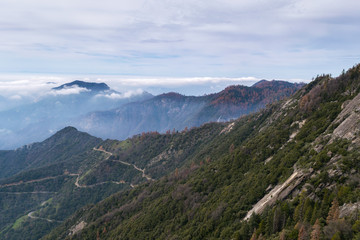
[69,221,87,236]
[220,122,235,135]
[266,184,274,192]
[331,93,360,142]
[244,169,307,220]
[326,155,342,167]
[281,98,297,110]
[339,202,360,218]
[264,156,273,164]
[314,145,324,153]
[327,168,343,178]
[260,99,297,132]
[341,100,351,109]
[287,119,307,143]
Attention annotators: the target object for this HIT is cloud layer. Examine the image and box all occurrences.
[0,0,359,80]
[48,85,90,96]
[0,74,263,98]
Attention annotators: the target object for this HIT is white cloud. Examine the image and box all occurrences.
[96,89,145,99]
[0,75,66,99]
[0,74,309,98]
[9,95,22,100]
[49,85,90,96]
[105,77,260,87]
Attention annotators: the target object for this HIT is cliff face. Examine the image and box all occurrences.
[331,92,360,143]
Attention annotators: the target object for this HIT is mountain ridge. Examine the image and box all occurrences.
[52,80,111,92]
[0,126,102,180]
[75,80,303,140]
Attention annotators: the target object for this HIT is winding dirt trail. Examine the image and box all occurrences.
[112,159,154,181]
[0,175,65,188]
[93,147,154,182]
[27,211,62,223]
[1,147,153,192]
[74,173,126,188]
[93,147,113,158]
[0,191,57,195]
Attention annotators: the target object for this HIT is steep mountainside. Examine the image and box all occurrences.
[45,65,360,240]
[75,80,303,140]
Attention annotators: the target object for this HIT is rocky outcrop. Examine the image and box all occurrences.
[339,202,360,218]
[331,92,360,142]
[219,122,235,135]
[69,221,87,236]
[244,169,307,220]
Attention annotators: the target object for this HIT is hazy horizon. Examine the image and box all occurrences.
[0,74,309,106]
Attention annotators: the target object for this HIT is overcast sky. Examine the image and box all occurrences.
[0,0,360,96]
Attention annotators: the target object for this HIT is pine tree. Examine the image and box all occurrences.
[273,207,281,233]
[298,224,308,240]
[326,198,339,224]
[310,219,321,240]
[294,194,306,222]
[310,202,319,224]
[250,229,257,240]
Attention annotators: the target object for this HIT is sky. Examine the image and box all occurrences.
[0,0,360,97]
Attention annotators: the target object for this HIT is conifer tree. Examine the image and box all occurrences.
[250,229,257,240]
[326,198,339,224]
[310,219,321,240]
[298,224,308,240]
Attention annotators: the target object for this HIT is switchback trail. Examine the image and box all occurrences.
[27,211,62,223]
[93,147,154,181]
[0,191,57,194]
[112,159,154,181]
[74,173,126,188]
[93,147,113,158]
[0,174,72,188]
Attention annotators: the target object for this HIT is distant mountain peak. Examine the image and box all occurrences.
[53,80,110,92]
[43,126,81,143]
[157,92,185,99]
[252,79,269,87]
[57,126,78,134]
[252,79,304,89]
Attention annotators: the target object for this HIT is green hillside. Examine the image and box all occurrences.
[44,65,360,240]
[0,121,224,239]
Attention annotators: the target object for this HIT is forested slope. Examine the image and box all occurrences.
[0,123,224,239]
